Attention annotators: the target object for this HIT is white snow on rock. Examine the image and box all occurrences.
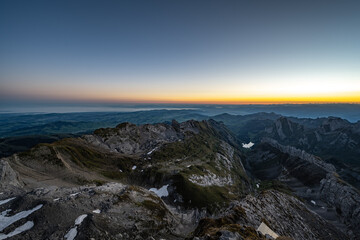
[311,200,316,205]
[64,226,77,240]
[0,221,34,240]
[64,214,87,240]
[189,171,233,187]
[132,166,137,170]
[147,147,158,155]
[149,185,169,198]
[0,204,43,231]
[92,209,101,214]
[69,192,80,197]
[256,183,260,188]
[75,214,87,225]
[242,142,254,149]
[0,198,16,206]
[53,198,60,202]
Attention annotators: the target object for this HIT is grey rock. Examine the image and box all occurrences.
[319,173,360,237]
[0,159,23,188]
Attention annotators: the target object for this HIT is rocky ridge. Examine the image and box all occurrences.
[0,119,356,239]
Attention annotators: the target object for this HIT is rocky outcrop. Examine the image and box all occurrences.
[0,182,198,240]
[238,190,346,240]
[320,117,351,132]
[319,173,360,237]
[262,138,336,172]
[191,190,346,240]
[0,160,23,188]
[83,121,185,155]
[246,140,359,238]
[246,140,332,187]
[84,119,240,157]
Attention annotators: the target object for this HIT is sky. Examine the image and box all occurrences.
[1,0,360,104]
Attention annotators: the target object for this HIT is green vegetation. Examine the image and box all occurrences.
[258,180,293,195]
[140,200,167,220]
[192,206,265,239]
[173,174,233,211]
[146,123,250,211]
[18,143,64,166]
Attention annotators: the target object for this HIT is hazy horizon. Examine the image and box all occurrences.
[1,102,360,123]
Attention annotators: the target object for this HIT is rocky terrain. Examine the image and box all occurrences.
[245,139,360,238]
[0,118,359,239]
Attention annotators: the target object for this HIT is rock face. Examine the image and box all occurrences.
[191,190,347,240]
[258,116,360,188]
[262,138,336,173]
[246,139,360,239]
[0,160,23,188]
[238,190,347,240]
[319,173,360,237]
[245,141,330,187]
[84,121,186,155]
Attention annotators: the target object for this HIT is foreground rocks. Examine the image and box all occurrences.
[190,190,346,240]
[0,183,197,239]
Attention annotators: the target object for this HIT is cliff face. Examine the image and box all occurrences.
[191,190,347,240]
[84,121,186,155]
[264,117,360,171]
[245,138,360,239]
[0,159,23,189]
[238,190,347,240]
[319,173,360,237]
[262,138,336,172]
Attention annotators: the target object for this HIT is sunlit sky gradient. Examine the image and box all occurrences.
[1,0,360,104]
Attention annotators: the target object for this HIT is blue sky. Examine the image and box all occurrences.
[1,0,360,103]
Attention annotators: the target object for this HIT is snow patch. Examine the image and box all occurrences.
[256,183,260,188]
[75,214,87,225]
[53,198,60,202]
[147,147,158,155]
[69,192,80,197]
[92,209,101,214]
[242,142,254,149]
[0,221,34,240]
[311,200,316,205]
[0,198,16,206]
[64,214,87,240]
[0,204,43,231]
[64,226,77,240]
[132,166,137,170]
[149,185,169,198]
